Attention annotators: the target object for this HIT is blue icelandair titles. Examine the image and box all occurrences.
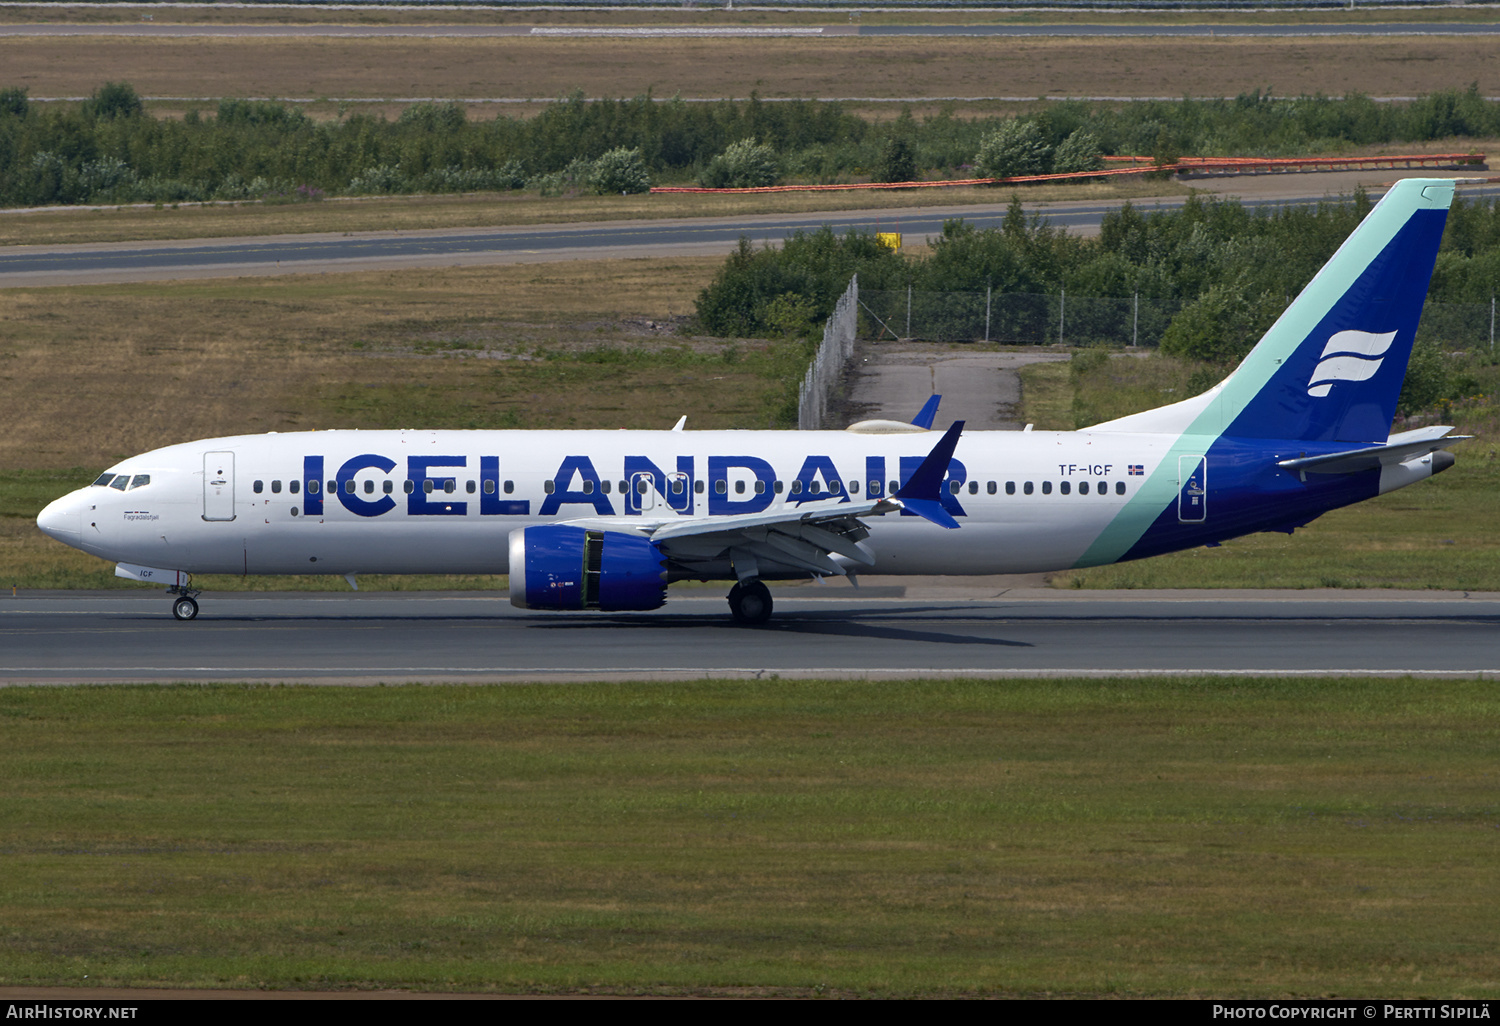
[36,179,1469,624]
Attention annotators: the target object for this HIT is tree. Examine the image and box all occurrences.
[587,147,651,195]
[83,82,143,121]
[1052,129,1104,174]
[974,120,1052,180]
[699,139,780,189]
[875,137,918,184]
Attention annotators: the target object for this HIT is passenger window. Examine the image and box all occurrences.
[404,480,414,494]
[672,480,684,495]
[618,481,627,494]
[1006,481,1015,495]
[694,480,705,494]
[504,480,514,494]
[1059,481,1070,495]
[968,481,978,495]
[754,481,765,495]
[364,480,375,494]
[735,480,745,494]
[544,481,554,494]
[774,481,784,493]
[1115,481,1126,495]
[344,480,355,495]
[1042,481,1052,495]
[790,481,802,495]
[715,480,727,495]
[948,481,959,494]
[809,481,821,495]
[130,475,151,489]
[635,480,647,495]
[289,479,299,495]
[443,480,455,494]
[110,476,130,491]
[1079,481,1089,495]
[849,480,859,494]
[829,480,840,494]
[601,480,611,494]
[272,480,282,494]
[327,480,336,495]
[484,480,496,495]
[1023,481,1034,495]
[253,480,264,494]
[889,480,899,494]
[583,480,595,495]
[93,474,115,488]
[381,480,391,495]
[868,480,880,496]
[987,481,997,495]
[308,480,320,495]
[466,480,476,494]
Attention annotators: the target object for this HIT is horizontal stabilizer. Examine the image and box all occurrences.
[894,419,965,529]
[1277,426,1470,475]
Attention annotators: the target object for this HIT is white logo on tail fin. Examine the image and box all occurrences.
[1307,330,1398,397]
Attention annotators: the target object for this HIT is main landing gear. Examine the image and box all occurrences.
[168,583,201,621]
[727,580,773,625]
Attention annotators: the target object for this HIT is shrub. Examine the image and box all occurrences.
[699,139,780,189]
[975,120,1052,180]
[396,101,466,133]
[0,86,28,118]
[875,137,918,184]
[1052,129,1104,174]
[587,147,651,195]
[83,82,143,121]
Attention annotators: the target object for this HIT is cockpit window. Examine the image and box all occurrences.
[129,474,151,490]
[109,476,130,491]
[93,473,116,488]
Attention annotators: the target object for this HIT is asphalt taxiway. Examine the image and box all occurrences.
[5,589,1497,683]
[11,181,1500,287]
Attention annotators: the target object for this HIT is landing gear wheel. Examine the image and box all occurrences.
[727,580,773,625]
[171,596,199,621]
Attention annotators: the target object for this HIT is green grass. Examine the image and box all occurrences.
[0,678,1495,997]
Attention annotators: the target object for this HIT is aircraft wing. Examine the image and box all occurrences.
[558,421,966,579]
[1276,426,1470,475]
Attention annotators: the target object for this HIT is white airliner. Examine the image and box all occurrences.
[37,179,1468,623]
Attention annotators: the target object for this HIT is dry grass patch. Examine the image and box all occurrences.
[0,255,740,471]
[6,36,1500,104]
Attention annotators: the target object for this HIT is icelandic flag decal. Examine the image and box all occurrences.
[1128,465,1144,476]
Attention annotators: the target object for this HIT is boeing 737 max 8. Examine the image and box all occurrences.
[36,179,1468,623]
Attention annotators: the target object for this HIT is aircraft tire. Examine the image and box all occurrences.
[172,596,199,621]
[727,581,773,625]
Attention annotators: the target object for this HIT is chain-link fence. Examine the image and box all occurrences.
[1417,299,1499,353]
[858,288,1181,347]
[798,275,858,430]
[859,288,1500,352]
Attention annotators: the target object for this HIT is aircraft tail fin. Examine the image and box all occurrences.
[1086,178,1456,444]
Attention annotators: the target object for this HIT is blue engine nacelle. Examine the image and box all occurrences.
[508,524,668,611]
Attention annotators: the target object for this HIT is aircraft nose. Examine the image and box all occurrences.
[36,493,83,547]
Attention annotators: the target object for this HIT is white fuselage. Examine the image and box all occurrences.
[40,428,1175,579]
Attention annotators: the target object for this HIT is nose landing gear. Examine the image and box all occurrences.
[727,580,773,625]
[168,583,201,621]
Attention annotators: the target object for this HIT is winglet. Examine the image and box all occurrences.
[894,420,964,529]
[911,394,941,429]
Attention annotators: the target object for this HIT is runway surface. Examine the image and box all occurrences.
[12,184,1500,286]
[2,22,1497,38]
[5,589,1498,683]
